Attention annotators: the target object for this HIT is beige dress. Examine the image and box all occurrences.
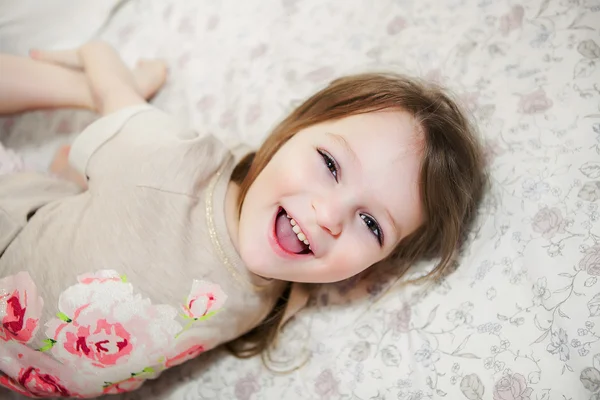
[0,105,285,398]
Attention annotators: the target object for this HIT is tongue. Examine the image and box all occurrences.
[275,212,306,254]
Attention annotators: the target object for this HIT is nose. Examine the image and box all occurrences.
[312,195,346,236]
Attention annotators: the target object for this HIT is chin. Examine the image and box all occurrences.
[240,247,270,273]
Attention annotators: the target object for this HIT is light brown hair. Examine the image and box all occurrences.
[226,73,486,358]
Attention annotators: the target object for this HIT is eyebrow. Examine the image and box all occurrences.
[327,132,359,165]
[327,132,401,243]
[384,208,400,240]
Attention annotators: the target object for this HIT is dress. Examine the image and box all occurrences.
[0,105,286,398]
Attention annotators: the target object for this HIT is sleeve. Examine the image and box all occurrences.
[68,104,217,189]
[69,104,155,178]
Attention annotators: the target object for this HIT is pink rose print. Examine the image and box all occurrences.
[0,327,89,397]
[235,373,260,400]
[17,366,72,398]
[165,343,205,368]
[314,369,339,397]
[102,376,145,395]
[483,139,507,164]
[0,272,43,344]
[45,270,181,383]
[532,207,567,239]
[0,374,31,397]
[424,69,442,84]
[390,304,411,334]
[61,319,134,367]
[518,88,553,114]
[101,365,158,395]
[386,16,407,35]
[499,5,525,36]
[0,366,75,398]
[77,270,123,285]
[579,244,600,276]
[165,330,210,368]
[183,280,227,319]
[206,15,219,31]
[493,373,533,400]
[305,67,335,83]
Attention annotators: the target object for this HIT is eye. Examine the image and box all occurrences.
[360,214,383,246]
[318,149,339,182]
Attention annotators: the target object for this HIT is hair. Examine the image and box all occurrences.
[226,72,486,358]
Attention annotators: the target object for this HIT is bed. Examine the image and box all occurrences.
[1,0,599,399]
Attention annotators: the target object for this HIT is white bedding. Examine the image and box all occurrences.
[1,0,600,399]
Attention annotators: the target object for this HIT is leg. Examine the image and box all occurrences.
[74,41,149,115]
[35,42,164,115]
[0,54,94,114]
[30,49,168,105]
[0,53,167,115]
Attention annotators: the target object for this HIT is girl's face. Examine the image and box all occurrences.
[236,110,424,283]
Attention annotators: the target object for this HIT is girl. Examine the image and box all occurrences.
[0,42,485,398]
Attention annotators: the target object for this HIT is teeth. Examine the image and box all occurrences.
[286,213,311,249]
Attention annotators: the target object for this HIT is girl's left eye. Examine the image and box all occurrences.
[360,214,383,246]
[318,149,339,182]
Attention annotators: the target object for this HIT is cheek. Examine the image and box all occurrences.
[268,154,321,193]
[327,242,376,281]
[237,212,269,274]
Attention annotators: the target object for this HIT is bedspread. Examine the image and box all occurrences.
[1,0,599,399]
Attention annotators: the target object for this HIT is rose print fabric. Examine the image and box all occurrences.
[1,0,600,399]
[0,271,231,397]
[0,107,284,398]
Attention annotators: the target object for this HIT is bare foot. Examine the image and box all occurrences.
[49,145,88,189]
[30,48,168,100]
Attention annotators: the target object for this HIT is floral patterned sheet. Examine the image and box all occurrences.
[1,0,600,399]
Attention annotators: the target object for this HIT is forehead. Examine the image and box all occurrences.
[331,110,422,154]
[325,110,425,236]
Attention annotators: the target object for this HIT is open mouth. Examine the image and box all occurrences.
[274,207,312,255]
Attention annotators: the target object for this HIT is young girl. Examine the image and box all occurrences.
[0,42,485,398]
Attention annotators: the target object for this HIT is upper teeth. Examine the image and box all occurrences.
[287,214,311,249]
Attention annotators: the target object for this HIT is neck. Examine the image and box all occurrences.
[224,180,241,252]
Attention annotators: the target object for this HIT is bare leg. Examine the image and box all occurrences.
[0,54,93,113]
[30,48,167,103]
[0,53,167,115]
[37,42,158,115]
[29,49,82,69]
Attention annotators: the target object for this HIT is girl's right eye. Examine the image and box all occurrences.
[317,149,339,182]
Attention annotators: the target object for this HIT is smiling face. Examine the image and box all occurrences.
[236,110,425,283]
